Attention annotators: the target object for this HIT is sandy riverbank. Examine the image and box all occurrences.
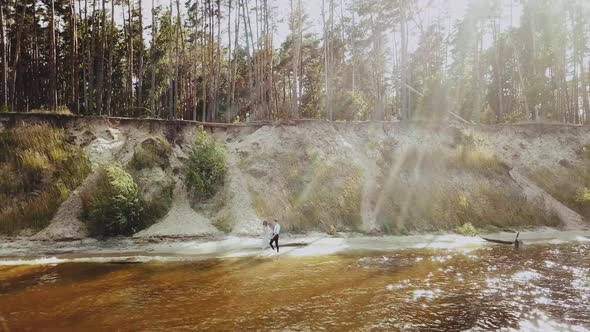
[1,229,589,266]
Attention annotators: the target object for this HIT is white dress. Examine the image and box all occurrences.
[262,225,271,248]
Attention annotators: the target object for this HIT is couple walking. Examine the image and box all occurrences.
[263,219,280,253]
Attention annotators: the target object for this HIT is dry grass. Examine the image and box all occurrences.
[529,161,590,219]
[27,106,74,115]
[437,187,561,231]
[377,184,561,235]
[0,124,91,235]
[448,148,505,176]
[250,188,272,219]
[447,132,506,176]
[287,162,364,233]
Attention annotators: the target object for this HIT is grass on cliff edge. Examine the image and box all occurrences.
[447,132,506,177]
[529,145,590,220]
[280,154,364,233]
[0,124,91,235]
[378,185,561,235]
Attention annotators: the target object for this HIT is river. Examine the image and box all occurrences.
[0,241,589,331]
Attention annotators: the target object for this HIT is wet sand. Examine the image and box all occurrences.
[0,229,589,265]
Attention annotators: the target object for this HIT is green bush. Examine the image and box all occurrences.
[455,222,478,236]
[186,127,227,200]
[129,137,172,170]
[0,125,91,235]
[82,163,145,237]
[576,188,590,203]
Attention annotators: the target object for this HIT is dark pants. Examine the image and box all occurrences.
[269,234,279,252]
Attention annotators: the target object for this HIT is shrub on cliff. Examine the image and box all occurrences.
[0,125,91,235]
[186,128,226,200]
[82,163,145,236]
[129,136,172,170]
[576,188,590,204]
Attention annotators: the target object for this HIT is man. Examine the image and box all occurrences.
[269,219,280,253]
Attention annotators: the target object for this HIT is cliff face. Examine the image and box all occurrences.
[1,114,589,239]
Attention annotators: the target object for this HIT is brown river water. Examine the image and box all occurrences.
[0,242,589,331]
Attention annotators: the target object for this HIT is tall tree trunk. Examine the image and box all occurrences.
[207,0,214,121]
[106,0,114,116]
[48,0,58,110]
[127,0,134,116]
[400,0,407,120]
[137,0,144,112]
[214,0,220,121]
[192,0,199,121]
[586,57,590,124]
[0,0,7,108]
[269,1,274,119]
[392,25,398,117]
[70,0,79,113]
[95,0,106,114]
[351,4,355,93]
[81,0,88,113]
[243,0,254,117]
[529,4,537,121]
[10,0,27,111]
[254,0,260,117]
[493,16,503,122]
[226,0,232,122]
[32,1,41,107]
[290,0,301,118]
[580,56,588,125]
[88,0,98,114]
[322,0,331,120]
[230,0,240,120]
[473,23,481,124]
[173,0,180,119]
[150,0,157,117]
[201,0,208,122]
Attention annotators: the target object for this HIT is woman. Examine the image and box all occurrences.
[262,220,271,249]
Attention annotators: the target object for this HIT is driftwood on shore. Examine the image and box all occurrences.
[280,242,308,248]
[481,232,522,248]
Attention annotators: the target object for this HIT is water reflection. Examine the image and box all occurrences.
[0,243,588,331]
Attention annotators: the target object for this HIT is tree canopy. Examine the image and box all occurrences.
[0,0,588,124]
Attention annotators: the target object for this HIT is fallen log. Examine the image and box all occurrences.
[280,242,308,248]
[481,232,522,248]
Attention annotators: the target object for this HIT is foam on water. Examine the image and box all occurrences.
[511,270,542,283]
[512,310,590,332]
[0,255,198,266]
